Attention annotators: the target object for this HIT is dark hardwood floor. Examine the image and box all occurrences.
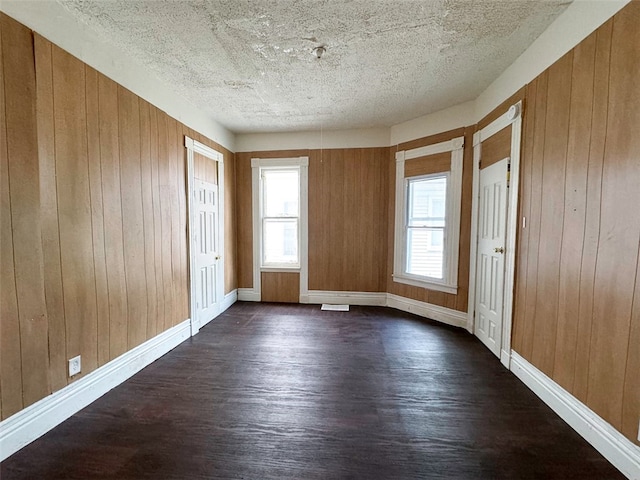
[1,302,623,479]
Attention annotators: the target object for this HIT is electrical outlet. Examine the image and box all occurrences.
[68,355,81,377]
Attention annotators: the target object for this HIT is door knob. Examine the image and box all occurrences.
[494,247,504,254]
[215,255,221,260]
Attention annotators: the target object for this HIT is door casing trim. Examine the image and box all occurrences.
[468,102,523,368]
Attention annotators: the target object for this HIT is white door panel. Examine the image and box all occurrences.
[194,179,220,328]
[474,158,508,357]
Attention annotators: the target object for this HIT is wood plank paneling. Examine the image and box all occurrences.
[552,32,596,391]
[511,2,640,445]
[530,52,573,376]
[84,65,110,368]
[404,152,451,177]
[175,120,189,323]
[2,14,51,406]
[0,16,24,418]
[34,35,67,390]
[236,152,254,289]
[587,4,640,427]
[139,100,158,341]
[118,86,147,349]
[52,45,98,380]
[520,70,548,361]
[573,21,612,403]
[1,12,236,422]
[260,272,300,303]
[150,106,165,337]
[194,152,217,184]
[98,73,128,360]
[479,125,511,170]
[157,112,174,332]
[512,81,536,354]
[308,148,388,292]
[224,149,238,294]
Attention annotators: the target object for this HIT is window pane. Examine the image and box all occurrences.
[263,170,299,217]
[264,218,298,265]
[407,176,446,228]
[406,227,444,279]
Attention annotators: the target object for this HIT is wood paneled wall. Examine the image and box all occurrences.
[236,148,389,293]
[512,1,640,445]
[261,272,300,303]
[0,13,236,420]
[386,128,474,312]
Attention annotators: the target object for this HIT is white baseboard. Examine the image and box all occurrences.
[237,288,260,302]
[386,293,467,328]
[0,319,192,462]
[511,352,640,480]
[221,289,238,312]
[305,290,387,306]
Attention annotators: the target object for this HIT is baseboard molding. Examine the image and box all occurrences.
[511,352,640,480]
[237,288,260,302]
[221,289,238,312]
[0,319,192,462]
[386,293,467,328]
[305,290,387,306]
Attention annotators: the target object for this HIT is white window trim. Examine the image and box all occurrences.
[251,157,309,300]
[393,136,464,295]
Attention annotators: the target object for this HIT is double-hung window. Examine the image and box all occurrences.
[261,168,300,267]
[251,156,309,296]
[393,137,464,294]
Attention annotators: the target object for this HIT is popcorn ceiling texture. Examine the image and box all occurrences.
[58,0,571,134]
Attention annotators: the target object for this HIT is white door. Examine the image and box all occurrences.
[194,179,221,329]
[474,158,509,357]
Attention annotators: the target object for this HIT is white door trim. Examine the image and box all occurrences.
[468,102,523,368]
[185,136,224,336]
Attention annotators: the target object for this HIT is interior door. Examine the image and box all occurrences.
[474,158,509,357]
[194,179,220,329]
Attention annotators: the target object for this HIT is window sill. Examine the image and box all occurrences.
[261,266,300,273]
[392,274,457,295]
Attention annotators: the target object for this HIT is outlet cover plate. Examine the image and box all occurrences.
[68,355,81,377]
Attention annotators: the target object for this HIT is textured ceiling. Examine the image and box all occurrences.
[58,0,571,134]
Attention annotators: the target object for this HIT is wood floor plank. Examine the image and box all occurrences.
[0,303,624,479]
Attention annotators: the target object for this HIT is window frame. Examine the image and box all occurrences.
[393,137,464,294]
[259,166,301,268]
[250,157,309,302]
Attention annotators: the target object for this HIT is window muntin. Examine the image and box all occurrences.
[405,174,448,280]
[261,168,300,267]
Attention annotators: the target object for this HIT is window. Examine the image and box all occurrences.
[251,157,309,293]
[261,168,300,266]
[406,174,447,279]
[393,137,464,294]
